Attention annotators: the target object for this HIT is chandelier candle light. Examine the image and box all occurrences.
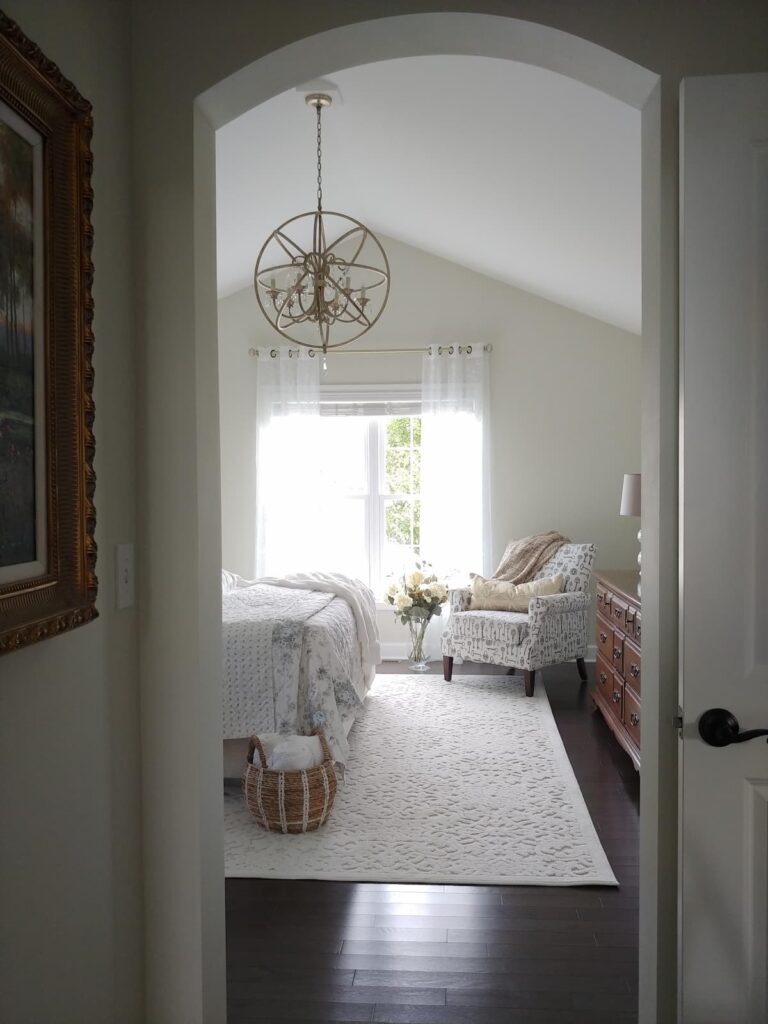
[385,564,449,672]
[254,93,390,354]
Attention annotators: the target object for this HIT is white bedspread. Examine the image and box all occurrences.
[221,573,379,764]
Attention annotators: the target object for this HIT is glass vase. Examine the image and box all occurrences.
[407,614,431,672]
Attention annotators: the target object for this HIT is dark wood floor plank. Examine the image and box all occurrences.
[498,890,603,907]
[446,987,638,1011]
[335,929,450,942]
[486,941,636,962]
[228,982,446,1007]
[226,966,355,986]
[352,968,631,993]
[341,940,487,958]
[367,903,582,920]
[372,914,603,932]
[227,999,374,1022]
[447,927,599,947]
[577,906,641,922]
[336,927,450,943]
[372,1006,637,1024]
[226,661,640,1023]
[232,950,636,978]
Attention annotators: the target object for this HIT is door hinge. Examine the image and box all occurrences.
[675,706,684,736]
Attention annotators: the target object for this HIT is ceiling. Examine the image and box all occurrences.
[216,55,641,334]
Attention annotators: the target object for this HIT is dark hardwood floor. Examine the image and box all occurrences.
[226,661,640,1023]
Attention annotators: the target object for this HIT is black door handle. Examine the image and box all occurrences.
[698,708,768,747]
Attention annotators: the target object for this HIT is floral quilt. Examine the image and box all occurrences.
[222,583,370,764]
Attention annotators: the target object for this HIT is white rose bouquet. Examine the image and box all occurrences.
[384,561,448,671]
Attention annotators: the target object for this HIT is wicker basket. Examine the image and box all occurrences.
[243,729,337,834]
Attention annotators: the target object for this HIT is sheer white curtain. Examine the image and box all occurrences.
[255,347,322,577]
[420,346,491,582]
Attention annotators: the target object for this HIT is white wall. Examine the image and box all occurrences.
[219,235,641,651]
[0,2,142,1022]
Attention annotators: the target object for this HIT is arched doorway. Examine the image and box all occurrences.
[154,14,668,1022]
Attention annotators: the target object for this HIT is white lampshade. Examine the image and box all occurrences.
[620,473,641,517]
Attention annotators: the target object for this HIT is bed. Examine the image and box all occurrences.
[221,571,379,769]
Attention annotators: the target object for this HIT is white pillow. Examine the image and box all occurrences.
[222,569,238,593]
[222,569,254,593]
[470,573,565,612]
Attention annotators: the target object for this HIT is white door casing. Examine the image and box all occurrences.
[680,72,768,1024]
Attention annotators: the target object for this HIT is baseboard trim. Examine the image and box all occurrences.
[381,641,415,661]
[381,643,598,663]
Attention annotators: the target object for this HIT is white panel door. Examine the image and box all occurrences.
[680,73,768,1024]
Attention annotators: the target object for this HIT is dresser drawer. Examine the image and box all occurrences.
[624,639,641,694]
[597,616,613,661]
[624,686,641,747]
[610,594,629,633]
[596,584,612,620]
[611,632,624,675]
[625,603,636,638]
[609,675,624,721]
[595,653,613,703]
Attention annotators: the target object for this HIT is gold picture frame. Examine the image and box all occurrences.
[0,12,97,653]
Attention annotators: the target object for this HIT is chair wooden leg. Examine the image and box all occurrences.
[523,670,535,697]
[576,657,588,682]
[443,656,454,681]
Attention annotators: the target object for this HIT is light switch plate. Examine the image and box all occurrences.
[116,543,135,610]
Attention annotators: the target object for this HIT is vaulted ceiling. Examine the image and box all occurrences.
[216,55,641,333]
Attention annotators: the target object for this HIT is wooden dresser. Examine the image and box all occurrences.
[593,570,641,769]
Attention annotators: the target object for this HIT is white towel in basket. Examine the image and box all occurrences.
[252,734,324,771]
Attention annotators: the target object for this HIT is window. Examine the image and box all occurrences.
[310,411,422,591]
[258,369,488,585]
[259,381,425,588]
[380,415,421,580]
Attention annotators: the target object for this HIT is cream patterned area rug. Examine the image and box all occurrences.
[223,674,617,886]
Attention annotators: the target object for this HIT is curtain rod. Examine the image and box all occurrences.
[248,344,493,358]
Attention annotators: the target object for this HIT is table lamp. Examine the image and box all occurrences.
[620,472,641,593]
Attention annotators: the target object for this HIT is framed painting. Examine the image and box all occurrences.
[0,13,96,653]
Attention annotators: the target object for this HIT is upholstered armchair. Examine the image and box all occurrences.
[441,543,596,696]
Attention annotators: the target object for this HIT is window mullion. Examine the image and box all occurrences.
[368,420,380,590]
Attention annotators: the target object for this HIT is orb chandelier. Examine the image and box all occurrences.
[253,93,390,352]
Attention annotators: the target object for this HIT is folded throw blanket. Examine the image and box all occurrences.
[491,530,570,584]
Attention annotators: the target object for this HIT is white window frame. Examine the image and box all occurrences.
[319,383,421,592]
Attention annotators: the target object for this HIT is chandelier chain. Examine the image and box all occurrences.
[316,102,323,211]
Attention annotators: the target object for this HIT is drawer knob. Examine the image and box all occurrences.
[630,665,640,678]
[600,632,607,643]
[600,672,607,684]
[630,712,640,726]
[612,690,621,703]
[613,646,622,659]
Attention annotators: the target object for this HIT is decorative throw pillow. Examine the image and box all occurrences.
[469,573,565,612]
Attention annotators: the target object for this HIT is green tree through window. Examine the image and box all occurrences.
[382,415,421,571]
